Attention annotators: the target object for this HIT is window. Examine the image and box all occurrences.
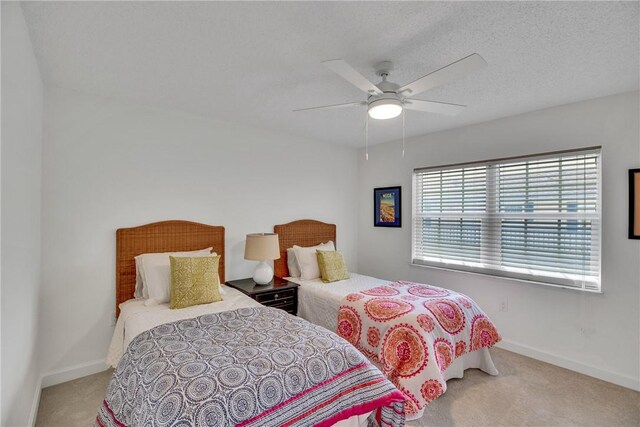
[412,148,601,291]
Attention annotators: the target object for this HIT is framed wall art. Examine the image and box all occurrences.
[629,169,640,239]
[374,186,401,227]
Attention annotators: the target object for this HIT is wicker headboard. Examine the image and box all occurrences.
[115,220,225,316]
[273,219,336,278]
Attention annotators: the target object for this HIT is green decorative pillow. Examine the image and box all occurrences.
[169,255,222,309]
[316,250,350,283]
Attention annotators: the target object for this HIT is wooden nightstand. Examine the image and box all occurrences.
[225,277,299,315]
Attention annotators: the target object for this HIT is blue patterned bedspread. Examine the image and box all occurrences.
[96,306,405,426]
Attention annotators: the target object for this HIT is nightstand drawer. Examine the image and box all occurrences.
[254,288,295,304]
[268,300,296,313]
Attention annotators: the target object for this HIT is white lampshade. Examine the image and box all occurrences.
[244,233,281,261]
[245,233,281,285]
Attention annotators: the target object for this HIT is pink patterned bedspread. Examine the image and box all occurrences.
[337,281,501,417]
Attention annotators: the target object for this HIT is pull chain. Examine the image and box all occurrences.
[402,109,406,158]
[365,113,369,161]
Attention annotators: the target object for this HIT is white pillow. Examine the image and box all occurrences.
[135,247,216,303]
[293,241,335,280]
[134,258,147,299]
[287,248,301,278]
[143,279,230,307]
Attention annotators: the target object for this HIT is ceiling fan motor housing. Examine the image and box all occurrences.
[368,92,402,105]
[375,80,401,94]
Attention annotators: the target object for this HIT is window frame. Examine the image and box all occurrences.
[411,147,602,292]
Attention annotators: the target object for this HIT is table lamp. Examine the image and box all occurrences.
[244,233,281,285]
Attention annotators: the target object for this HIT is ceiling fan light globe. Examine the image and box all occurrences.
[368,99,403,120]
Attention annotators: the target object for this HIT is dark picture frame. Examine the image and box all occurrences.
[629,169,640,239]
[374,186,401,227]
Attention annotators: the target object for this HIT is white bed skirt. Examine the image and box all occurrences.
[409,347,499,420]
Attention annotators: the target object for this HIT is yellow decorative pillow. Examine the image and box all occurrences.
[169,255,222,309]
[316,250,350,283]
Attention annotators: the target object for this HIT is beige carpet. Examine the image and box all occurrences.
[36,348,639,427]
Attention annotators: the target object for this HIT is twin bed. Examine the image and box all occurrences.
[100,221,404,427]
[274,220,500,420]
[100,219,501,426]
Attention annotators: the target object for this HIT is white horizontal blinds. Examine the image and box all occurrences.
[413,166,487,265]
[412,148,601,291]
[496,153,600,288]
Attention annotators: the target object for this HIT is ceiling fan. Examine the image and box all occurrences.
[295,53,487,120]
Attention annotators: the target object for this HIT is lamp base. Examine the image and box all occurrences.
[253,261,273,285]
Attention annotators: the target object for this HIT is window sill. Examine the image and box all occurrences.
[409,261,603,294]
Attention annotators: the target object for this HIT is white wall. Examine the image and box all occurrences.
[357,91,640,390]
[39,87,359,379]
[1,2,44,425]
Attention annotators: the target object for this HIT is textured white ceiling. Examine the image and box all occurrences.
[21,1,639,147]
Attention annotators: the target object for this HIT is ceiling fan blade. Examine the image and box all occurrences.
[293,101,365,112]
[403,99,466,116]
[322,60,383,95]
[399,53,487,96]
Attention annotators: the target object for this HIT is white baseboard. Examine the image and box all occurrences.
[41,358,109,388]
[28,376,43,427]
[496,339,640,391]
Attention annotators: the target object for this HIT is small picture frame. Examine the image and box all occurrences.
[629,169,640,239]
[374,186,401,227]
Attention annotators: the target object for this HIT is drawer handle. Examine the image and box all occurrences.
[274,294,279,299]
